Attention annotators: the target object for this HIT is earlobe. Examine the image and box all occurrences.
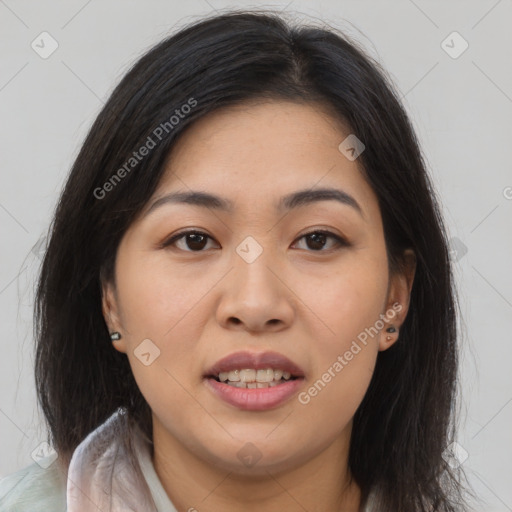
[101,280,127,353]
[379,249,417,352]
[379,316,401,352]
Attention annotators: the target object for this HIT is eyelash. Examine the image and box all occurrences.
[161,229,349,253]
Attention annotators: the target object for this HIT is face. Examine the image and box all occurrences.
[102,100,415,476]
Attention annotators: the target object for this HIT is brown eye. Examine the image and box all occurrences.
[163,230,218,252]
[293,230,348,252]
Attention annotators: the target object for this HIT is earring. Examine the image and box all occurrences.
[385,326,397,341]
[110,332,121,341]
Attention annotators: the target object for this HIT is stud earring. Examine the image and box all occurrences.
[110,332,121,341]
[385,325,397,341]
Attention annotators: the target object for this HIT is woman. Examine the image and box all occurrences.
[0,9,470,512]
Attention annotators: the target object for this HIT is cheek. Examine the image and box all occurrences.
[304,248,389,348]
[113,253,210,410]
[115,252,209,340]
[294,251,386,422]
[295,344,377,446]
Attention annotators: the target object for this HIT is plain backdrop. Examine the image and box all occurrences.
[1,1,511,510]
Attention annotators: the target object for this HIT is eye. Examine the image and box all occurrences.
[162,230,219,252]
[292,230,348,252]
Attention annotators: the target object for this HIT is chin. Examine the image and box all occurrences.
[196,434,307,476]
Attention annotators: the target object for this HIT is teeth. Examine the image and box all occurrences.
[219,370,241,382]
[240,369,256,383]
[228,370,240,382]
[224,379,287,389]
[214,367,297,387]
[256,369,274,382]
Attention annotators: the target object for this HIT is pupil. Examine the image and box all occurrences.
[187,233,207,251]
[307,233,326,250]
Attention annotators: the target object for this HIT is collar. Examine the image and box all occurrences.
[66,407,176,511]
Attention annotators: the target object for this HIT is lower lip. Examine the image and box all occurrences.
[204,377,304,411]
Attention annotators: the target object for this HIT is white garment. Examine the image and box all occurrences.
[0,408,378,511]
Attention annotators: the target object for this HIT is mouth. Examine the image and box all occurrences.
[203,351,305,411]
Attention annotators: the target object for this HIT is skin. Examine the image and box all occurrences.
[102,100,416,512]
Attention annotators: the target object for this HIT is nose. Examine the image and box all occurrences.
[215,247,295,334]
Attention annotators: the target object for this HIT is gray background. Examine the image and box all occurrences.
[1,0,511,510]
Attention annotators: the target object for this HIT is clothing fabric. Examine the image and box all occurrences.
[0,408,175,512]
[0,408,377,511]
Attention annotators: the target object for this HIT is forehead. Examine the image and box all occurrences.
[150,100,379,219]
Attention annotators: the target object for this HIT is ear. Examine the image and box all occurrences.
[379,248,416,352]
[101,278,127,354]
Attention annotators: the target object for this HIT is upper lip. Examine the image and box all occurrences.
[204,350,305,378]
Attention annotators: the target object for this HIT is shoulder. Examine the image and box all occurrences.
[0,455,67,512]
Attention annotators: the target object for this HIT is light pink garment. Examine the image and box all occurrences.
[66,408,176,511]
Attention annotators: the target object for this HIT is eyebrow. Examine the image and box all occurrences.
[143,187,364,219]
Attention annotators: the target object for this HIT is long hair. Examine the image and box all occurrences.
[34,9,468,511]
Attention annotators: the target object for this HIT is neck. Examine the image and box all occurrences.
[152,416,362,512]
